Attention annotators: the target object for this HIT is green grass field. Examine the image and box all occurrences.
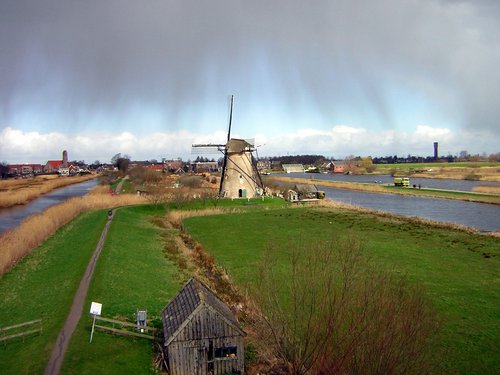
[61,205,183,374]
[183,207,500,375]
[0,205,184,374]
[1,198,498,373]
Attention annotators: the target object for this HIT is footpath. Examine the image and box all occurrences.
[43,204,119,374]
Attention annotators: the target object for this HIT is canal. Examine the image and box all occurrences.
[274,173,500,232]
[0,179,99,235]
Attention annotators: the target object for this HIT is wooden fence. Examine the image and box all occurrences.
[93,316,158,341]
[0,319,42,344]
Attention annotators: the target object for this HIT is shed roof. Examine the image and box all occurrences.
[294,183,319,193]
[161,278,242,344]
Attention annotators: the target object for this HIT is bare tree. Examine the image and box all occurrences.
[251,236,439,375]
[111,153,131,174]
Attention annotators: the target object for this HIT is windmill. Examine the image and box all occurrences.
[192,96,265,198]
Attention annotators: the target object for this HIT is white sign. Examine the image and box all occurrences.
[90,302,102,316]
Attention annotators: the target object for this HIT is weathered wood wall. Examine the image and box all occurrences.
[167,305,244,375]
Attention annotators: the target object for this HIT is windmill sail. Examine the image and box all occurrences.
[219,95,234,196]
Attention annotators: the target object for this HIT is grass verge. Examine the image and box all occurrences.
[182,206,500,375]
[61,205,184,374]
[0,205,185,374]
[0,191,147,275]
[0,210,108,374]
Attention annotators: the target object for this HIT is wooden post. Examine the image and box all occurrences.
[89,314,97,343]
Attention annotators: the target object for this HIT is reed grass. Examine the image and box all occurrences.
[0,192,147,276]
[472,185,500,194]
[0,174,97,208]
[166,207,242,227]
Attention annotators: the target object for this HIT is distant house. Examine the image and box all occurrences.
[44,160,63,174]
[332,162,346,174]
[256,159,271,172]
[161,278,245,375]
[282,164,305,173]
[58,164,80,176]
[147,163,164,172]
[192,161,219,173]
[271,160,282,170]
[163,160,184,173]
[287,189,299,202]
[7,164,43,177]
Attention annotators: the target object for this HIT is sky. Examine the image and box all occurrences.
[1,0,499,164]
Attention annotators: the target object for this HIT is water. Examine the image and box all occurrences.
[0,179,99,234]
[274,172,500,191]
[321,187,500,232]
[273,173,500,231]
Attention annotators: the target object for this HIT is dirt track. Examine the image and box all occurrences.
[44,209,114,375]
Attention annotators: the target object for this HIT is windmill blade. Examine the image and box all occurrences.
[191,144,225,154]
[219,95,234,197]
[227,95,234,142]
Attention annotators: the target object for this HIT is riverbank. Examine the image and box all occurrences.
[0,188,147,275]
[0,174,97,208]
[270,176,500,205]
[371,163,500,182]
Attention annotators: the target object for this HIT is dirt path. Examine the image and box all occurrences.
[114,175,128,194]
[44,209,115,375]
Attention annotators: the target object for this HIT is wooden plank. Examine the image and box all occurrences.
[0,328,42,342]
[94,324,155,340]
[0,319,42,332]
[95,316,156,332]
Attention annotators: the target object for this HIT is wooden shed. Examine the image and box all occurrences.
[161,278,245,375]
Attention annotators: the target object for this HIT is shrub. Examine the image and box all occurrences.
[179,175,202,188]
[252,236,439,375]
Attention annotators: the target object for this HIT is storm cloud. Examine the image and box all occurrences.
[1,0,499,161]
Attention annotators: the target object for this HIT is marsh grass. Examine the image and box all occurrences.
[0,174,96,208]
[166,207,242,227]
[0,192,147,275]
[472,185,500,194]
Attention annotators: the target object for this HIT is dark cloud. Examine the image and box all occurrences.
[0,0,499,135]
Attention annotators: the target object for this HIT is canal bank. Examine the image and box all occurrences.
[268,175,500,232]
[0,179,99,235]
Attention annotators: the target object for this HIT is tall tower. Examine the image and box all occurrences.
[433,142,438,160]
[62,150,68,167]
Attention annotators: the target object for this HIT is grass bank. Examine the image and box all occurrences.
[372,162,500,181]
[0,210,108,374]
[0,190,147,275]
[0,174,97,208]
[61,205,183,374]
[182,206,500,375]
[272,176,500,205]
[0,205,184,374]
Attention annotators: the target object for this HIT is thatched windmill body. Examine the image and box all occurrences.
[192,96,264,199]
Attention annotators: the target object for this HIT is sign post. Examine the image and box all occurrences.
[89,301,102,343]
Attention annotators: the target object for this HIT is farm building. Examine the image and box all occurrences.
[294,183,319,199]
[161,278,245,375]
[282,163,304,173]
